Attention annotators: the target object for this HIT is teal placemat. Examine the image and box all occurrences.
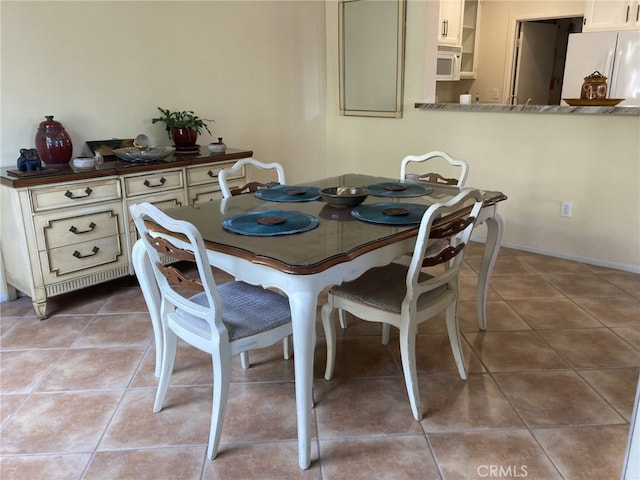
[222,210,319,236]
[255,185,321,202]
[351,202,429,225]
[365,182,432,198]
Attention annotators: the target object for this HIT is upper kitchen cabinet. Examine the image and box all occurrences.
[583,0,640,31]
[438,0,481,78]
[439,0,464,46]
[460,0,481,78]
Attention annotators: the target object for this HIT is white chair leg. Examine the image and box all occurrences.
[338,308,348,329]
[207,347,231,460]
[240,351,250,369]
[321,302,337,380]
[399,323,422,421]
[445,302,467,380]
[381,324,391,345]
[283,335,292,360]
[153,327,178,413]
[132,241,163,378]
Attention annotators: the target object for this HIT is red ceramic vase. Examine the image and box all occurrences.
[169,126,198,148]
[35,115,73,164]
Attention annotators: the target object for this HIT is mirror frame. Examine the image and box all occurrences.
[339,0,407,118]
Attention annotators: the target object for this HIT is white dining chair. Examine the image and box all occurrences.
[218,157,291,368]
[337,151,470,332]
[400,150,469,186]
[129,202,294,459]
[321,188,485,421]
[218,157,286,198]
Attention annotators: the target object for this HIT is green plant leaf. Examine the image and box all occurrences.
[151,107,214,138]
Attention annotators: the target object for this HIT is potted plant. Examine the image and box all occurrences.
[151,107,214,149]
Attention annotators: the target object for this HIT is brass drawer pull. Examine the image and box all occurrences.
[73,246,99,259]
[69,222,97,234]
[143,177,166,188]
[65,187,93,199]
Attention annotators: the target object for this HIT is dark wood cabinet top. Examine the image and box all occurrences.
[1,147,253,188]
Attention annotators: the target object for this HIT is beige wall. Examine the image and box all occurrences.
[0,1,327,182]
[326,0,639,271]
[1,0,639,274]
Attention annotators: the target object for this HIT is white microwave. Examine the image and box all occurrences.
[436,44,462,81]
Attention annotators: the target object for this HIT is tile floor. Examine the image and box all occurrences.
[1,242,639,479]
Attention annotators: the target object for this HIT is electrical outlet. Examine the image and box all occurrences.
[560,201,572,217]
[492,88,500,100]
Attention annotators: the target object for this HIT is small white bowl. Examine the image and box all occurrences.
[208,143,226,153]
[72,157,96,169]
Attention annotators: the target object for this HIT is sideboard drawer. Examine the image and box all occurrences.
[39,234,128,282]
[33,201,125,251]
[124,170,184,197]
[187,163,244,186]
[31,179,121,212]
[189,184,225,205]
[125,190,187,232]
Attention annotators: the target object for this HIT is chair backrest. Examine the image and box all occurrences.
[129,202,225,341]
[400,151,469,186]
[218,158,286,198]
[405,188,484,306]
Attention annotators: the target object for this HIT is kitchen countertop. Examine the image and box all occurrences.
[414,102,640,115]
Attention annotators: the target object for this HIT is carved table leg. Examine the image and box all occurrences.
[476,210,504,331]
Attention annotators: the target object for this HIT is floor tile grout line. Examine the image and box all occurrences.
[482,369,568,479]
[575,368,635,425]
[0,244,637,478]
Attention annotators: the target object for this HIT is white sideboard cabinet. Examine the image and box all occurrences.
[0,148,251,319]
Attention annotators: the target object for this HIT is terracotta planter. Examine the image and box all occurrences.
[169,126,198,148]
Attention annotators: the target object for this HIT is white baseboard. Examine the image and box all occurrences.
[470,235,640,275]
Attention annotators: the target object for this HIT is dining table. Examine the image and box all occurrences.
[131,172,506,469]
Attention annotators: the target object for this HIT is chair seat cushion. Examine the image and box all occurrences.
[174,281,291,341]
[331,262,447,313]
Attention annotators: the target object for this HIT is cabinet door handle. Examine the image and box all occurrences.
[441,19,448,37]
[207,170,216,177]
[65,187,93,199]
[69,222,96,234]
[143,177,166,188]
[72,246,99,259]
[626,5,630,21]
[636,4,639,21]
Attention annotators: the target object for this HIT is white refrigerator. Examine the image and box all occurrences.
[561,29,640,107]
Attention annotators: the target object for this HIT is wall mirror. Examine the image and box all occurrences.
[339,0,406,118]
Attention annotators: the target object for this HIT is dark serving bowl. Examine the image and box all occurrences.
[320,186,369,207]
